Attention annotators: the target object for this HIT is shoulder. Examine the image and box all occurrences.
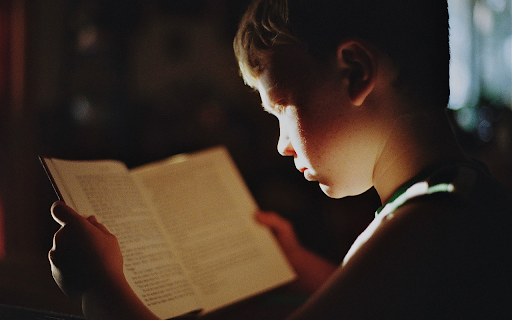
[291,162,512,319]
[383,159,512,238]
[382,169,512,264]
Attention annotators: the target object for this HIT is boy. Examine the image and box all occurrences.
[49,0,512,319]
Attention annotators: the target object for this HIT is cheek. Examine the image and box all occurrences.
[298,91,345,135]
[296,109,338,152]
[293,120,335,173]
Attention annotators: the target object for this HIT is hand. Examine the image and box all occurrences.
[49,201,125,302]
[256,211,303,256]
[256,211,338,293]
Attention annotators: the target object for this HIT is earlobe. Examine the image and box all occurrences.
[336,41,376,106]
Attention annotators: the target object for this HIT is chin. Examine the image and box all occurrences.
[319,183,347,199]
[319,183,368,199]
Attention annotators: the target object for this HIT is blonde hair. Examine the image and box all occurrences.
[233,0,450,108]
[233,0,301,88]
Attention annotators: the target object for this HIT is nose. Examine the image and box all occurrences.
[277,127,295,157]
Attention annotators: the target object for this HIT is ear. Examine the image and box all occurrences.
[336,41,377,106]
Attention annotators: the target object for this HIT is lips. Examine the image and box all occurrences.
[299,168,316,181]
[296,162,315,180]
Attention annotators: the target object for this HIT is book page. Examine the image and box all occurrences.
[131,147,296,313]
[44,158,203,319]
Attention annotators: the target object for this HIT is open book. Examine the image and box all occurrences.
[41,146,296,319]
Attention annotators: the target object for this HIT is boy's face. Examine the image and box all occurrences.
[256,46,378,198]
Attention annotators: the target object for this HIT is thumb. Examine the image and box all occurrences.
[51,201,84,226]
[257,211,292,232]
[87,216,113,235]
[256,211,299,246]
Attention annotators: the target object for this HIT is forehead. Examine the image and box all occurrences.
[266,46,317,87]
[257,46,324,101]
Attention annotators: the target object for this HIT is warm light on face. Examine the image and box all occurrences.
[254,47,380,200]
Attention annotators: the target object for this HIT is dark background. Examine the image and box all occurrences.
[0,0,510,315]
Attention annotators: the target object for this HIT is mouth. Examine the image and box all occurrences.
[299,168,316,181]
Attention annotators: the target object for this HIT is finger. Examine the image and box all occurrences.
[256,211,291,231]
[49,225,74,266]
[86,216,112,234]
[48,243,61,266]
[256,211,300,249]
[51,201,84,226]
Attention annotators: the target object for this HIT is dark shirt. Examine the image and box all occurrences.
[293,160,512,320]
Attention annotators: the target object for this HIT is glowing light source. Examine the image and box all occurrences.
[486,0,507,12]
[449,60,472,110]
[504,35,512,74]
[474,1,495,35]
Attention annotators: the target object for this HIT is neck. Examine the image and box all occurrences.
[372,109,467,203]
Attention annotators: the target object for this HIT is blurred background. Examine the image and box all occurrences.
[0,0,510,315]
